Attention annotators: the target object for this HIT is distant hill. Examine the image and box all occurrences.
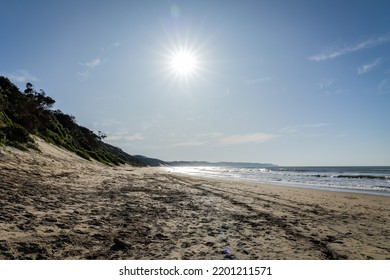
[168,161,277,168]
[0,76,143,166]
[129,157,278,168]
[134,155,167,167]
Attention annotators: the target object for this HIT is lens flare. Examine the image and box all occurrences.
[170,49,198,76]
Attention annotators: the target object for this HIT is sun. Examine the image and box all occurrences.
[157,35,207,86]
[169,48,199,77]
[171,50,197,75]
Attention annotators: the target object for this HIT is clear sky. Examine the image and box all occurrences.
[1,0,390,166]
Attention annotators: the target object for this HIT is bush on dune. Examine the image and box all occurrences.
[0,76,143,166]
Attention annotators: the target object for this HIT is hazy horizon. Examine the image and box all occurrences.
[1,0,390,166]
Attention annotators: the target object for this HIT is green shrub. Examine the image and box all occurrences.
[26,141,39,151]
[0,111,12,128]
[46,130,64,146]
[75,149,91,160]
[0,130,5,145]
[1,123,31,144]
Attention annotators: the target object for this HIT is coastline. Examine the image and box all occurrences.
[164,166,390,197]
[1,140,389,259]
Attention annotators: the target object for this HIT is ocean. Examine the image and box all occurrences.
[165,166,390,196]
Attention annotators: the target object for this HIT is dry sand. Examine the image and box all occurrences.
[0,137,389,260]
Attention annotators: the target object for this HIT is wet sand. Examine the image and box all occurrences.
[1,138,389,259]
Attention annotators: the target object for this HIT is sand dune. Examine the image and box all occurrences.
[0,138,389,259]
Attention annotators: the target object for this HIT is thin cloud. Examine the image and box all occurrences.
[101,42,120,52]
[142,113,166,130]
[219,133,277,145]
[309,34,390,61]
[170,132,220,147]
[196,132,223,139]
[378,79,389,94]
[318,78,335,89]
[78,41,119,80]
[78,57,102,80]
[3,70,39,83]
[106,131,143,142]
[170,132,276,147]
[245,76,272,84]
[80,58,101,69]
[171,140,207,147]
[124,133,144,141]
[77,71,90,80]
[280,123,329,134]
[357,58,382,74]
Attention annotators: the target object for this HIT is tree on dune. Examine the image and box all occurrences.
[0,76,143,166]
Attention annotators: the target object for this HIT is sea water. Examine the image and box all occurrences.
[166,166,390,196]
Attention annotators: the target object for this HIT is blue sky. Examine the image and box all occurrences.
[1,0,389,165]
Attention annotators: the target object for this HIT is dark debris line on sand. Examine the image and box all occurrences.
[185,180,346,260]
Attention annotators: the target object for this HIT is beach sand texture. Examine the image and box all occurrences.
[1,138,389,259]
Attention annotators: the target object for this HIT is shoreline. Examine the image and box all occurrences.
[1,141,389,259]
[162,167,390,197]
[163,166,390,197]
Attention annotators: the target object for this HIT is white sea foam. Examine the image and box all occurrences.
[165,166,390,196]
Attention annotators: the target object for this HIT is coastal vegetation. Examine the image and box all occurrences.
[0,76,142,166]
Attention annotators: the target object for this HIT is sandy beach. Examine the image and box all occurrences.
[0,138,389,260]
